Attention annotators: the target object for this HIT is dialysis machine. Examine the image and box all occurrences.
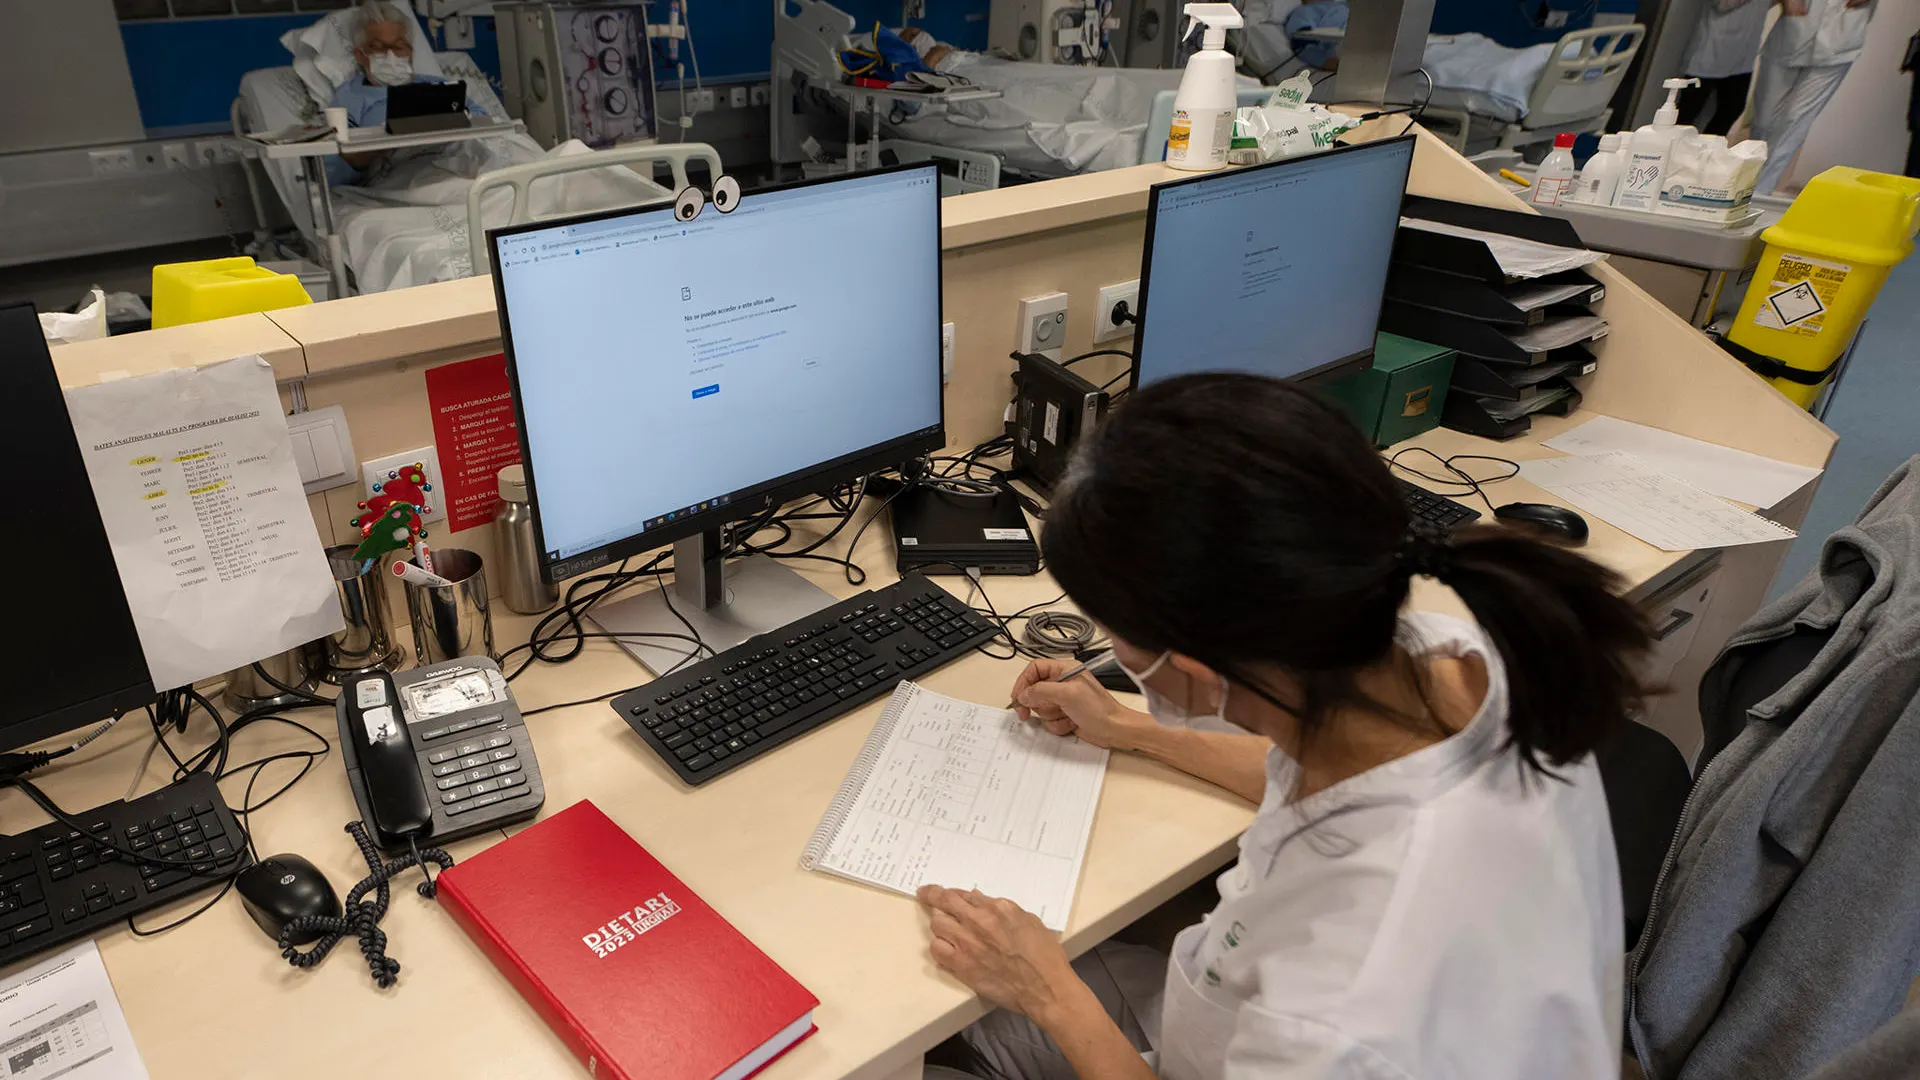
[496,2,659,149]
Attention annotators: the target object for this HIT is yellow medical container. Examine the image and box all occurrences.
[1727,167,1920,409]
[150,257,313,329]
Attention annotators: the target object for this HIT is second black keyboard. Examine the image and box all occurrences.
[613,573,1002,784]
[1397,477,1482,532]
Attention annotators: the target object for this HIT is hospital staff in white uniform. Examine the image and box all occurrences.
[917,374,1646,1079]
[1678,0,1773,135]
[1751,0,1877,192]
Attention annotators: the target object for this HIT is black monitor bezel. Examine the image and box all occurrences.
[1,303,155,750]
[1131,135,1417,390]
[486,162,947,584]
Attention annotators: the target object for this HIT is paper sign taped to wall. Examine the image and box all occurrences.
[426,353,522,533]
[63,355,343,690]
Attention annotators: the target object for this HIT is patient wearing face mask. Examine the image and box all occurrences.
[324,1,490,185]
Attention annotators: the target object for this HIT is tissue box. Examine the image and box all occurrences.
[1656,136,1767,224]
[1323,333,1455,448]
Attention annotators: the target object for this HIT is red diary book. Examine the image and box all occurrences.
[437,800,819,1080]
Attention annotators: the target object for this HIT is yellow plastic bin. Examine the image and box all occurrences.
[150,256,314,329]
[1727,167,1920,409]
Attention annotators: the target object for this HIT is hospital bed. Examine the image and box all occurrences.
[232,52,716,296]
[774,0,1253,181]
[1308,23,1645,157]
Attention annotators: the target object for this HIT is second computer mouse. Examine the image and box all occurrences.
[236,853,342,945]
[1494,502,1590,543]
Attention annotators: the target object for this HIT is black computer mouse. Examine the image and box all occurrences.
[236,853,342,945]
[1495,502,1590,543]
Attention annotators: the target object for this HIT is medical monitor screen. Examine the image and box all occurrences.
[491,164,944,581]
[1133,137,1414,387]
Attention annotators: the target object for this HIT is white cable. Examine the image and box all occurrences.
[125,726,163,802]
[682,1,704,89]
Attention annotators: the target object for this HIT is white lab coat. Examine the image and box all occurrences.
[1683,0,1773,79]
[1156,613,1624,1080]
[1751,0,1875,191]
[1762,0,1876,68]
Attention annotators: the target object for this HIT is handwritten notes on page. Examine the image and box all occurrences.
[1520,451,1799,551]
[1543,416,1821,508]
[64,356,343,689]
[802,682,1108,931]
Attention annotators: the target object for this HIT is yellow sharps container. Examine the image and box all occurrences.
[1727,167,1920,409]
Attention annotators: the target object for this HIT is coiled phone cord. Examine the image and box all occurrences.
[277,821,454,989]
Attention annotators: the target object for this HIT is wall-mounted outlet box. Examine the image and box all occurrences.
[1094,279,1139,343]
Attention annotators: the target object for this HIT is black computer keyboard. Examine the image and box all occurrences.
[613,573,1002,784]
[0,772,247,967]
[1397,477,1482,532]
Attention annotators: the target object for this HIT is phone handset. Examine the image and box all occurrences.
[344,673,433,844]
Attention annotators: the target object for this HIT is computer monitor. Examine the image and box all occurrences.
[489,163,945,673]
[1131,136,1416,388]
[2,303,155,749]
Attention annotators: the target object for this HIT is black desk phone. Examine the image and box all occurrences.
[335,657,545,849]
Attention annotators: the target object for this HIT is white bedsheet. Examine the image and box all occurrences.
[1421,34,1557,123]
[238,55,664,293]
[888,55,1192,175]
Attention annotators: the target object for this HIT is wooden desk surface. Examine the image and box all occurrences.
[3,411,1694,1078]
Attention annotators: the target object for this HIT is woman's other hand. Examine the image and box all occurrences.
[919,886,1078,1019]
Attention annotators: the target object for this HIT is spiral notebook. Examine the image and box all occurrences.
[801,682,1109,930]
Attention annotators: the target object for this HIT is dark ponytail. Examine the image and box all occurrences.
[1044,373,1652,777]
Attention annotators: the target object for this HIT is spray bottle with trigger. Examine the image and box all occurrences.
[1167,3,1244,172]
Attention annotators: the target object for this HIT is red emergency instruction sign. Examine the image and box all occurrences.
[425,353,523,533]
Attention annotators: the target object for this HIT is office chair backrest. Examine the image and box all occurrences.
[1596,719,1691,951]
[1697,625,1839,772]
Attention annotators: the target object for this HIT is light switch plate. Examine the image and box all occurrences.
[288,404,357,495]
[361,445,446,526]
[942,321,955,383]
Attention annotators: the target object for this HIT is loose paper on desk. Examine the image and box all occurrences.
[0,940,148,1080]
[1543,415,1822,508]
[1398,218,1606,279]
[1520,451,1799,551]
[802,682,1107,931]
[64,356,344,690]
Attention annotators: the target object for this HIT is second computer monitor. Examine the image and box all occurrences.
[1132,136,1415,388]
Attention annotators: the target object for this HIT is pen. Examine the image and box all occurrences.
[416,540,436,576]
[1499,168,1531,189]
[1006,650,1116,710]
[393,561,454,588]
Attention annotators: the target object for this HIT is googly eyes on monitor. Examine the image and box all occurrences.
[712,175,740,213]
[674,186,705,221]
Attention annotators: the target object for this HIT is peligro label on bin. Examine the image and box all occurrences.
[1753,253,1850,338]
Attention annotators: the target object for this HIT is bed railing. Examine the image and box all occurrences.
[465,142,725,272]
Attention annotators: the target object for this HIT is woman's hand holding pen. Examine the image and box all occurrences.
[1010,658,1155,751]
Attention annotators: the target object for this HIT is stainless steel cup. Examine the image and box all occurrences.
[403,548,496,665]
[321,543,400,682]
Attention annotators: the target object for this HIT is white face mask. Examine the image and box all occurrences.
[367,50,413,87]
[1119,651,1236,733]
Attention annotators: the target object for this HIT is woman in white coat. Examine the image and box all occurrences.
[1678,0,1773,135]
[917,374,1650,1079]
[1751,0,1877,192]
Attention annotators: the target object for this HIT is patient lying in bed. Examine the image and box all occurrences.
[325,2,494,186]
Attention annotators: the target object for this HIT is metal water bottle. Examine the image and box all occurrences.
[494,464,556,614]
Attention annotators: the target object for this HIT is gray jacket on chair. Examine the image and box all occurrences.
[1628,456,1920,1080]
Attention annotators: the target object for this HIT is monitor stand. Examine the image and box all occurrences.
[587,529,839,677]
